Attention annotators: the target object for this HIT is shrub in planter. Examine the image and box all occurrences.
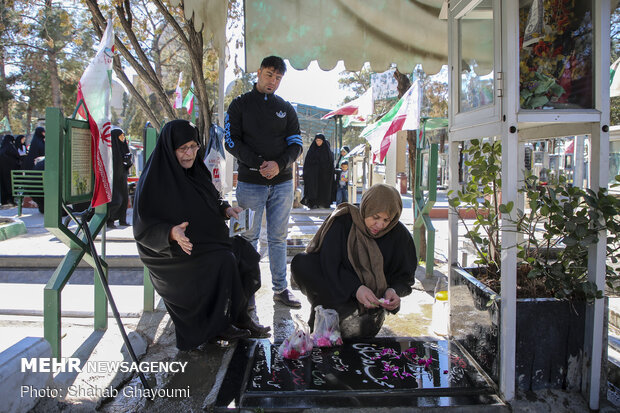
[448,138,620,390]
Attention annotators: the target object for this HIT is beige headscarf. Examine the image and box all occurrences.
[306,184,403,299]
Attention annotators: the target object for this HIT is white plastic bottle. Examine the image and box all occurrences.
[430,276,449,336]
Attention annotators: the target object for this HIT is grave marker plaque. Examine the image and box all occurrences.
[63,119,93,204]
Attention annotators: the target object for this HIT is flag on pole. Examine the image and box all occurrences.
[173,72,184,109]
[359,81,421,162]
[321,87,374,120]
[0,116,10,133]
[76,18,115,207]
[183,82,195,115]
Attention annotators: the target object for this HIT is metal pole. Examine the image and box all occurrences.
[76,208,151,392]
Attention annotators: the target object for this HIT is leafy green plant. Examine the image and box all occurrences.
[515,173,620,301]
[449,137,620,302]
[448,139,504,273]
[520,72,566,109]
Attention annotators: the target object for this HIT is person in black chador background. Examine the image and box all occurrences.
[133,119,270,351]
[291,184,417,338]
[22,126,45,170]
[15,135,27,164]
[107,128,132,228]
[0,135,21,205]
[301,133,334,209]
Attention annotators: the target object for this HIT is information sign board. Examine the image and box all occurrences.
[63,119,93,203]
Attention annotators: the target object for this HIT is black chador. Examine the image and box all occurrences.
[133,120,261,350]
[301,134,334,209]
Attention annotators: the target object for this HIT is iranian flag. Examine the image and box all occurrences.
[183,82,195,115]
[321,87,373,120]
[76,19,114,207]
[173,72,184,109]
[360,81,421,161]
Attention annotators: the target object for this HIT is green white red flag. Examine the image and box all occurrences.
[76,19,114,207]
[360,81,421,161]
[321,87,373,120]
[173,72,184,109]
[183,82,195,115]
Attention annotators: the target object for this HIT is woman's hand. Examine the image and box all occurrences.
[381,288,400,311]
[225,206,243,219]
[170,222,192,255]
[356,285,381,309]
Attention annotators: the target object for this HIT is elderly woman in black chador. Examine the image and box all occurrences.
[301,133,334,209]
[0,135,21,205]
[22,127,45,170]
[292,184,417,338]
[133,119,270,351]
[107,128,132,228]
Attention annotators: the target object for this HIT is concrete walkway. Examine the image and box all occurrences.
[0,200,618,412]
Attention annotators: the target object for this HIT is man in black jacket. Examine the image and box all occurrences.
[225,55,303,308]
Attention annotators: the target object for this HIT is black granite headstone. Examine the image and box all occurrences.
[213,337,503,410]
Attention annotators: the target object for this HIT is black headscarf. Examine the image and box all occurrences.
[110,128,131,170]
[133,119,231,256]
[306,134,332,165]
[0,134,18,158]
[14,135,26,152]
[23,127,45,169]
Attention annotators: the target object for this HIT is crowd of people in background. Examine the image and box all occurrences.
[0,126,46,207]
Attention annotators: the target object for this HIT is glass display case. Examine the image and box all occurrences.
[459,0,495,113]
[519,0,594,110]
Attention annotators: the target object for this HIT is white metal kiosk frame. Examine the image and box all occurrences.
[447,0,610,408]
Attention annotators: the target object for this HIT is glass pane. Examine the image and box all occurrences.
[459,1,495,113]
[519,0,593,109]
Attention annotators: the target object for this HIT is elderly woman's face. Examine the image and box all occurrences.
[364,211,391,235]
[175,141,200,169]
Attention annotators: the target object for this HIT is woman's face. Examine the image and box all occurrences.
[364,211,391,235]
[175,141,200,169]
[315,138,323,147]
[118,133,126,142]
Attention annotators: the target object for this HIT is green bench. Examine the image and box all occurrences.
[11,170,44,216]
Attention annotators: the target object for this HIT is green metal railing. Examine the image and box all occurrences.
[43,107,108,358]
[11,170,44,216]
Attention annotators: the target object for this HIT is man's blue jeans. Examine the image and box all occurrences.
[236,180,294,293]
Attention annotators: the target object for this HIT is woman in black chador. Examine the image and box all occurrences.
[0,135,21,205]
[133,119,270,351]
[15,135,27,164]
[22,127,45,170]
[107,129,132,227]
[301,133,334,209]
[292,184,417,338]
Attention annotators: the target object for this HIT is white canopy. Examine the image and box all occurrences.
[177,0,455,74]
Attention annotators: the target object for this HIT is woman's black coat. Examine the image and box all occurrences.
[133,120,260,350]
[0,135,20,204]
[301,137,334,208]
[108,130,132,223]
[22,127,45,170]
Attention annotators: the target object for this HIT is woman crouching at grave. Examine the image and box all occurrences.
[133,119,270,351]
[291,184,417,338]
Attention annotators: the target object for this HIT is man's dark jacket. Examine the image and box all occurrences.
[225,85,302,185]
